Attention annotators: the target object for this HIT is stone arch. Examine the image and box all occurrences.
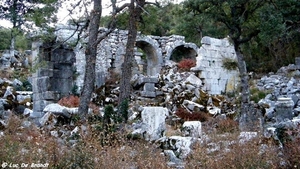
[166,42,198,62]
[135,36,162,76]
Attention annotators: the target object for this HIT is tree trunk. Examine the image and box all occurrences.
[234,45,251,131]
[118,0,145,105]
[78,0,102,122]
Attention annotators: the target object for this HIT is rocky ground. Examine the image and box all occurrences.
[0,55,300,168]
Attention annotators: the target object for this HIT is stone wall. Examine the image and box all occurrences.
[31,25,240,115]
[31,40,76,117]
[74,28,199,90]
[192,36,240,94]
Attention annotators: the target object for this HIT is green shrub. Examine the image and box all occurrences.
[250,87,270,103]
[0,28,10,50]
[222,58,238,70]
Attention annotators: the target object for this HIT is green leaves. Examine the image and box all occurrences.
[0,0,58,29]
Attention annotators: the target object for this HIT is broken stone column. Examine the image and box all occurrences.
[138,76,159,98]
[141,106,167,141]
[275,97,294,122]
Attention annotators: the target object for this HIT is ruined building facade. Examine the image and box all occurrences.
[31,25,239,117]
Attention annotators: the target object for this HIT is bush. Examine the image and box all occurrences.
[0,28,11,50]
[0,115,169,169]
[250,87,271,103]
[177,59,196,71]
[222,58,238,70]
[118,99,129,123]
[58,95,80,108]
[175,107,211,122]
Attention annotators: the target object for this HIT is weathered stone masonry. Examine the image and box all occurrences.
[31,25,240,116]
[31,40,76,117]
[75,28,199,89]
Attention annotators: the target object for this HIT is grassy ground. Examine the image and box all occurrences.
[0,115,299,169]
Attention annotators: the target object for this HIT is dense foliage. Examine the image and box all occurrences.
[0,28,30,51]
[0,0,58,28]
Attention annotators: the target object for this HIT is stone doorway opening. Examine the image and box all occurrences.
[136,40,161,76]
[170,45,197,62]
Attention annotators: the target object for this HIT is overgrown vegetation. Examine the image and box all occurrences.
[222,58,238,70]
[186,136,281,169]
[250,87,271,103]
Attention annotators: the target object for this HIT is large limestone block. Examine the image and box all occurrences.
[185,74,202,88]
[43,103,88,118]
[141,107,167,141]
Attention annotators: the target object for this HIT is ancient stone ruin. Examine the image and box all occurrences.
[31,24,240,117]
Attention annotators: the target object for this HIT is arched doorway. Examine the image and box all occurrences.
[170,45,198,62]
[135,40,162,76]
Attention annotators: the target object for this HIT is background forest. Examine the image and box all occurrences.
[1,0,300,74]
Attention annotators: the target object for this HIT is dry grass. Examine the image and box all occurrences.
[1,115,299,169]
[58,95,80,108]
[0,115,168,169]
[175,107,211,122]
[186,133,281,169]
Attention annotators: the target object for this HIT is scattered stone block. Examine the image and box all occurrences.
[141,107,167,141]
[182,121,202,138]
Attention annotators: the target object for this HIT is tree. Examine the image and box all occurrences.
[0,0,58,56]
[118,0,145,105]
[183,0,287,130]
[118,0,160,106]
[78,0,131,122]
[78,0,118,122]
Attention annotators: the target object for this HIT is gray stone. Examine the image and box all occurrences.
[185,74,202,87]
[43,103,80,118]
[275,97,294,122]
[140,91,156,98]
[164,150,185,168]
[295,57,300,66]
[3,86,15,99]
[182,100,204,112]
[32,91,60,101]
[141,107,167,141]
[32,77,50,93]
[143,83,155,92]
[13,79,23,88]
[182,121,202,138]
[167,136,195,159]
[16,94,31,103]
